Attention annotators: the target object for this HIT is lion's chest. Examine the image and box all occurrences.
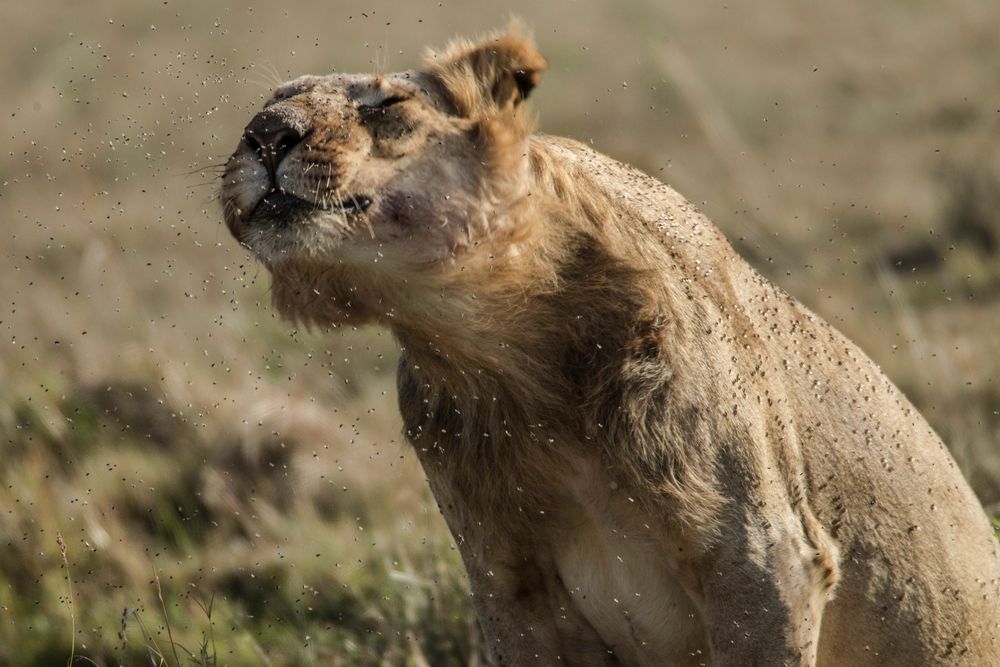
[550,459,708,666]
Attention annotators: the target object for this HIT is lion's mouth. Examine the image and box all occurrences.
[247,191,373,225]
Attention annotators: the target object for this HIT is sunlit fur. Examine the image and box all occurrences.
[222,24,1000,667]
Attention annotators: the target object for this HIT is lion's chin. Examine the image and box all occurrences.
[248,191,373,224]
[228,192,375,264]
[242,191,372,233]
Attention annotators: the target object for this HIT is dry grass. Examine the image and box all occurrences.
[1,0,998,664]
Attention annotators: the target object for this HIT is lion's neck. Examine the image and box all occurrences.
[387,261,569,421]
[384,145,662,427]
[388,224,656,441]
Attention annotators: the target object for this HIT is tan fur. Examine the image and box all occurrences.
[221,24,1000,666]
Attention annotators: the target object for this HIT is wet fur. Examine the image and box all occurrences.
[222,24,1000,666]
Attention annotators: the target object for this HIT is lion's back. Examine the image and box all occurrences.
[785,313,1000,663]
[537,133,1000,662]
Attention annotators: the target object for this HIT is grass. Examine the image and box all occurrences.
[1,0,999,664]
[2,381,478,665]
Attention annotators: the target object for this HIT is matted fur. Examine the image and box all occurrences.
[221,24,1000,666]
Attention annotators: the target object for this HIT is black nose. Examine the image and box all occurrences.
[243,111,305,183]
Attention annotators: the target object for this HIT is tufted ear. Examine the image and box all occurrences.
[423,22,547,117]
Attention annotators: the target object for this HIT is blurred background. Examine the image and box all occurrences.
[2,0,998,664]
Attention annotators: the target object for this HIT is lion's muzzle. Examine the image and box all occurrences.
[242,110,306,186]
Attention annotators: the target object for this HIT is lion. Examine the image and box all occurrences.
[220,24,1000,666]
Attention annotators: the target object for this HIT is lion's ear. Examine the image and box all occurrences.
[423,23,546,117]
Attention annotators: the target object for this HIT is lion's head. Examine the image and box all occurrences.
[221,25,546,304]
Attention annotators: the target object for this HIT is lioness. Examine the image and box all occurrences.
[221,25,1000,666]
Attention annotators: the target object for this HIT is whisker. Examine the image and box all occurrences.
[314,165,324,204]
[244,66,279,94]
[334,185,346,231]
[260,60,284,88]
[179,163,229,177]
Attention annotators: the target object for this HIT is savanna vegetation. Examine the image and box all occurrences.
[2,0,998,664]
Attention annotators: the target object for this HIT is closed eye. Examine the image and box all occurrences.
[358,95,410,113]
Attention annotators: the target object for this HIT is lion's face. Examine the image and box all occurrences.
[221,29,546,272]
[222,72,474,265]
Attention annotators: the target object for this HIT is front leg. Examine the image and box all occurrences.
[419,456,616,666]
[699,504,840,666]
[397,360,614,665]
